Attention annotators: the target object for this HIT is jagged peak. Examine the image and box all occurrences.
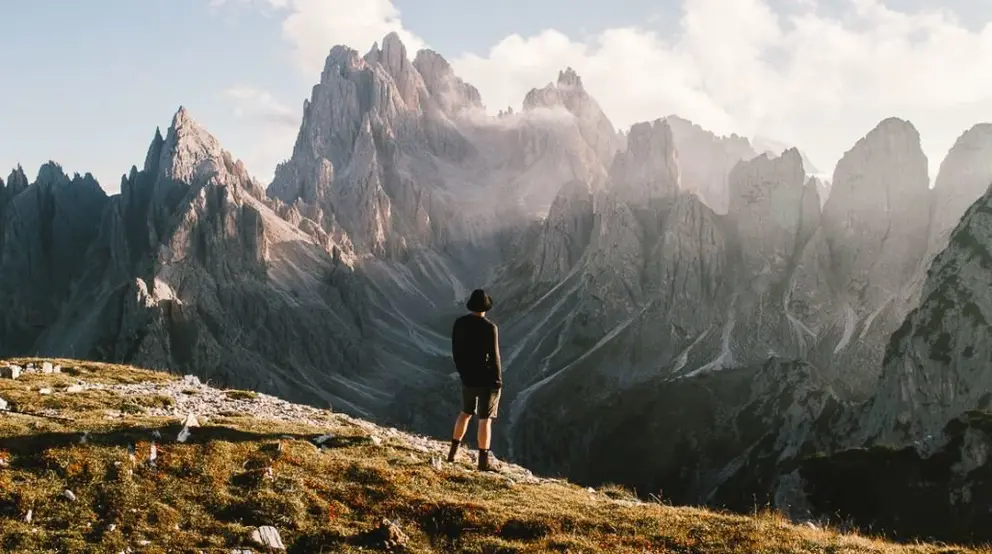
[863,117,920,144]
[6,165,28,188]
[414,48,451,73]
[557,67,583,89]
[321,45,364,84]
[36,161,70,186]
[144,127,166,173]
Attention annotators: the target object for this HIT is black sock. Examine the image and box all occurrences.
[450,439,461,447]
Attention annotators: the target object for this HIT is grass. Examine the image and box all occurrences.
[0,359,988,553]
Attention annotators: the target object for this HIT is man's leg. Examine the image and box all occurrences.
[449,387,476,462]
[477,389,501,472]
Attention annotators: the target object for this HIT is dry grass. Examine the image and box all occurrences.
[0,359,988,553]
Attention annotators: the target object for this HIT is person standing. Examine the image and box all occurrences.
[447,289,503,472]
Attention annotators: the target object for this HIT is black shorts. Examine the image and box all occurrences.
[461,386,501,419]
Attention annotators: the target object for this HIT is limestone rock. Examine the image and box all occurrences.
[665,115,756,213]
[250,526,285,550]
[928,123,992,257]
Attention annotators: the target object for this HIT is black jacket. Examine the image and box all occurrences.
[451,314,502,388]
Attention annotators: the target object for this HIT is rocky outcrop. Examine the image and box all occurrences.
[665,115,756,214]
[609,119,679,205]
[0,163,108,354]
[523,68,621,167]
[24,108,386,416]
[928,123,992,257]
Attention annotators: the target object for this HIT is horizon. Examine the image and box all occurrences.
[3,0,991,193]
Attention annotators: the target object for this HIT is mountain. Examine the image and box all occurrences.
[5,32,992,543]
[751,135,821,175]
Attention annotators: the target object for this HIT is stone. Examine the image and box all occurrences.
[370,435,383,446]
[41,362,54,374]
[0,365,21,379]
[313,433,335,445]
[250,526,285,550]
[38,388,52,396]
[63,489,77,502]
[65,385,84,393]
[0,395,7,411]
[23,509,31,523]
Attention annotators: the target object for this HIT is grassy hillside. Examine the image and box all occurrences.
[0,359,985,553]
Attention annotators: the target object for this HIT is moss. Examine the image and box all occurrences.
[0,358,983,554]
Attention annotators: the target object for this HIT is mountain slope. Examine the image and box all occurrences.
[0,358,982,554]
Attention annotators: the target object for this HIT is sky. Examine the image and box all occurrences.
[2,0,991,193]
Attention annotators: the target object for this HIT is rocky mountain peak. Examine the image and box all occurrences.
[320,45,365,85]
[557,67,583,89]
[5,165,29,196]
[36,162,71,187]
[928,122,992,257]
[413,49,483,114]
[522,68,619,166]
[664,115,756,214]
[144,127,166,173]
[609,119,679,203]
[160,106,227,184]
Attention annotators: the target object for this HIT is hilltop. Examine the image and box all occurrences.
[0,359,984,553]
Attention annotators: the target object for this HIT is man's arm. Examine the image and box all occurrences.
[452,321,464,377]
[490,324,503,387]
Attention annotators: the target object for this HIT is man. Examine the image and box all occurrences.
[447,288,503,472]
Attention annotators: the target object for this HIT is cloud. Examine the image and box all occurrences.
[223,86,298,128]
[279,0,425,76]
[220,86,300,184]
[223,0,992,181]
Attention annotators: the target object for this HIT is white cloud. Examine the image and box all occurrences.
[224,86,298,127]
[220,86,300,183]
[225,0,992,182]
[279,0,424,76]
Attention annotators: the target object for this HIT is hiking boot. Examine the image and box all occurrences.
[446,440,460,463]
[478,450,501,472]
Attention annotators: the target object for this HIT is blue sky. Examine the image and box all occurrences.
[2,0,991,192]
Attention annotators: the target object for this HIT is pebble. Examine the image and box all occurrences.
[0,395,8,411]
[42,362,54,374]
[65,385,84,393]
[250,526,285,550]
[313,433,335,445]
[38,388,52,396]
[23,510,32,523]
[108,524,117,532]
[370,435,383,446]
[63,490,77,502]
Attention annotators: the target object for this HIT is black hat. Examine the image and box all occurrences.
[466,289,493,313]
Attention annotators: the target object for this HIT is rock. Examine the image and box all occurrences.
[370,435,383,446]
[0,365,20,379]
[63,489,77,502]
[182,414,200,428]
[79,431,89,445]
[250,526,285,550]
[177,426,192,444]
[107,523,117,532]
[65,385,84,393]
[38,388,52,395]
[364,518,409,550]
[313,433,335,445]
[0,395,7,411]
[665,114,756,213]
[23,509,31,523]
[42,362,54,374]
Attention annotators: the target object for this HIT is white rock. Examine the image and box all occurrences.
[250,526,285,550]
[42,362,54,374]
[177,426,192,443]
[108,524,117,532]
[0,365,21,379]
[313,433,335,445]
[0,396,7,411]
[39,388,52,396]
[182,413,200,428]
[23,509,32,523]
[370,435,383,446]
[65,385,84,393]
[63,490,77,502]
